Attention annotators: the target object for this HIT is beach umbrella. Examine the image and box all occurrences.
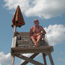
[11,5,25,27]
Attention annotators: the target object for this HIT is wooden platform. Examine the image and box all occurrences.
[11,46,53,55]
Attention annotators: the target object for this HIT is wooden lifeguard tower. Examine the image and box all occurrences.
[11,6,54,65]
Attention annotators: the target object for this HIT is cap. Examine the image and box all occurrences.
[34,19,39,24]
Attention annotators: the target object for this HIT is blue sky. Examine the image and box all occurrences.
[0,0,65,65]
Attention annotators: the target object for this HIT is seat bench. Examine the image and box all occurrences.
[14,32,49,47]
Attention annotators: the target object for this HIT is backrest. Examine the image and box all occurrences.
[14,32,49,47]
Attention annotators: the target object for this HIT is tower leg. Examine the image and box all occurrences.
[11,55,15,65]
[21,53,39,65]
[42,53,47,65]
[48,53,54,65]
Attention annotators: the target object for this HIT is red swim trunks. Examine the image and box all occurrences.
[35,36,38,39]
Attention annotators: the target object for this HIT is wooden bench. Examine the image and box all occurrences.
[15,32,49,47]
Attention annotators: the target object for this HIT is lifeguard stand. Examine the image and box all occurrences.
[11,6,54,65]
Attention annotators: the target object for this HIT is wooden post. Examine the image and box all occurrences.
[42,53,47,65]
[11,36,17,48]
[11,26,17,65]
[11,55,15,65]
[48,53,54,65]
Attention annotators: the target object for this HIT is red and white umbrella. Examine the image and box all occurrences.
[11,5,25,27]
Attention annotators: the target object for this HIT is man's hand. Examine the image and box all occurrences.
[37,33,41,35]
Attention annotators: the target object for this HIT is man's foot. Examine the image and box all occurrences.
[34,42,39,47]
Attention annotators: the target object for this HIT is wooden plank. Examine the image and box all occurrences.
[11,36,17,48]
[17,40,45,43]
[17,40,33,44]
[11,36,17,55]
[16,40,34,47]
[17,36,30,41]
[21,53,39,65]
[17,41,48,47]
[42,53,47,65]
[16,32,29,36]
[14,32,29,36]
[48,53,54,65]
[11,46,53,54]
[12,46,53,50]
[12,50,50,54]
[19,32,29,35]
[16,54,44,65]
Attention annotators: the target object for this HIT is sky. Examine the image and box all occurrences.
[0,0,65,65]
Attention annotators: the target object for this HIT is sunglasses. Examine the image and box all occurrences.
[34,21,38,22]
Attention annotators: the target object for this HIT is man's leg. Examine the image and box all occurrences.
[31,36,39,46]
[37,35,42,43]
[31,36,36,44]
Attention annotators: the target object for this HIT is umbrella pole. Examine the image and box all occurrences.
[13,25,17,36]
[13,25,16,33]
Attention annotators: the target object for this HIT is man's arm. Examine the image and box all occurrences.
[37,26,46,35]
[29,27,33,36]
[40,26,46,34]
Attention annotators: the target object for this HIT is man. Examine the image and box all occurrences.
[30,19,46,47]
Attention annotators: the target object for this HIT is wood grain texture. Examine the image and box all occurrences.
[42,53,47,65]
[48,53,54,65]
[21,53,39,65]
[11,46,53,54]
[16,54,44,65]
[10,55,15,65]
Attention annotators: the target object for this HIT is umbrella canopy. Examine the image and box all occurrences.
[11,5,25,27]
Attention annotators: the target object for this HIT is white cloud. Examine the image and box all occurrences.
[57,58,65,62]
[0,52,22,65]
[45,24,65,46]
[4,0,65,19]
[0,52,11,65]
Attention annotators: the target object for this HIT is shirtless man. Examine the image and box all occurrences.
[30,19,46,47]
